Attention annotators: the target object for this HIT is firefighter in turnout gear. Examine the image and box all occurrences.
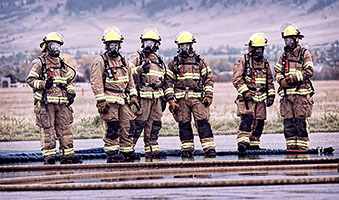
[26,32,82,164]
[90,26,140,162]
[164,31,216,158]
[128,26,167,158]
[232,33,275,152]
[274,24,314,151]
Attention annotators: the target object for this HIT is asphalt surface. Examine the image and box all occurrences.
[0,133,338,199]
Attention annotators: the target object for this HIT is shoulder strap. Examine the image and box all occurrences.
[137,51,145,66]
[101,53,109,69]
[300,48,307,66]
[120,56,127,67]
[243,53,251,78]
[38,55,47,80]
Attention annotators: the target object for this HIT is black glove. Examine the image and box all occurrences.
[45,78,54,89]
[142,62,150,73]
[66,93,76,106]
[266,97,274,107]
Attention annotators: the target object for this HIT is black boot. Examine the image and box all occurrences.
[44,156,56,165]
[181,151,193,158]
[107,151,124,163]
[60,155,82,164]
[122,152,141,161]
[238,143,248,152]
[205,149,216,158]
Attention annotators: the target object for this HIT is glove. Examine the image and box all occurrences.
[66,93,76,106]
[266,96,274,107]
[280,78,290,88]
[96,101,109,114]
[243,91,252,101]
[168,99,179,113]
[202,96,213,107]
[130,95,140,111]
[45,78,53,89]
[142,62,150,74]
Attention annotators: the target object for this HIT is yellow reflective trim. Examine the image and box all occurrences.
[132,67,138,75]
[165,88,174,95]
[95,93,105,101]
[296,70,303,82]
[274,63,282,71]
[43,148,57,157]
[201,141,216,149]
[34,80,41,89]
[34,92,43,100]
[142,70,165,78]
[268,89,275,96]
[104,145,119,152]
[238,84,249,94]
[140,90,164,98]
[120,146,134,152]
[177,73,200,80]
[166,69,175,79]
[237,137,250,143]
[106,76,129,83]
[201,66,211,76]
[250,141,260,146]
[278,87,313,96]
[66,85,75,91]
[303,61,313,69]
[181,142,194,149]
[105,96,125,104]
[29,70,40,78]
[66,72,73,80]
[62,148,75,156]
[47,96,68,103]
[129,62,136,68]
[204,86,213,92]
[276,74,284,81]
[255,78,266,84]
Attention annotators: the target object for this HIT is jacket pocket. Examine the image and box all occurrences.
[35,106,51,128]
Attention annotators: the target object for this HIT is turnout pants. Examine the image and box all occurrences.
[280,94,313,150]
[172,94,216,154]
[235,98,267,148]
[35,103,76,160]
[101,103,135,154]
[133,98,163,157]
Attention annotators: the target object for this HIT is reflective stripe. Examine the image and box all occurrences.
[255,78,266,84]
[43,148,57,157]
[296,70,303,82]
[53,76,67,84]
[237,137,250,144]
[129,62,136,68]
[303,61,313,69]
[274,63,283,71]
[278,87,313,96]
[166,69,175,79]
[285,68,296,76]
[34,80,42,89]
[142,70,164,78]
[120,146,134,153]
[286,139,296,146]
[130,88,137,96]
[62,148,74,156]
[204,85,213,93]
[268,89,275,96]
[66,71,73,80]
[104,145,119,152]
[28,70,39,78]
[238,84,249,94]
[201,66,212,76]
[250,141,260,146]
[252,93,268,102]
[106,76,129,83]
[276,74,284,82]
[47,96,68,103]
[34,92,43,100]
[297,140,309,148]
[201,141,216,150]
[165,88,174,95]
[151,145,160,152]
[144,146,151,153]
[181,142,194,149]
[132,67,138,75]
[140,90,164,98]
[177,73,200,80]
[245,76,252,82]
[175,91,201,99]
[66,85,75,91]
[105,96,125,104]
[95,93,105,101]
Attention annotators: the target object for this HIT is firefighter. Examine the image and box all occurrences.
[274,23,314,151]
[90,26,140,162]
[26,32,82,164]
[128,26,167,158]
[232,33,275,152]
[164,31,216,158]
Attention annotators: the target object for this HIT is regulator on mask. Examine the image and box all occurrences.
[107,42,120,58]
[178,43,190,58]
[47,42,61,57]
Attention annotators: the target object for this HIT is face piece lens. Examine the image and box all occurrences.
[107,42,120,58]
[143,40,155,49]
[47,42,61,57]
[178,43,191,58]
[284,37,296,52]
[252,47,264,62]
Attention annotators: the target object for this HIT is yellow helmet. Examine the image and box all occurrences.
[175,31,196,44]
[140,26,161,41]
[40,32,64,51]
[247,33,268,47]
[281,23,304,39]
[102,26,124,43]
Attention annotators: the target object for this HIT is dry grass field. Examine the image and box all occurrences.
[0,80,338,141]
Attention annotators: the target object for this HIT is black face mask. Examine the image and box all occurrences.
[284,37,296,52]
[252,47,264,62]
[142,46,153,57]
[178,45,190,58]
[107,45,119,58]
[47,42,61,57]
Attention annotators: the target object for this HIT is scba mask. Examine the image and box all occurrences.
[178,43,191,58]
[48,42,61,57]
[252,47,264,62]
[107,42,120,58]
[142,40,155,56]
[284,37,296,52]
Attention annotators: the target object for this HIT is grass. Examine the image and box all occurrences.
[0,80,339,141]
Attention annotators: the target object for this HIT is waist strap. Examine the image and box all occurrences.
[105,88,130,94]
[248,87,266,93]
[175,86,202,92]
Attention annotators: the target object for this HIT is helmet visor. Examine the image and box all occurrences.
[48,42,61,52]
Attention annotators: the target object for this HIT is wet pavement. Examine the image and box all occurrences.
[0,133,338,199]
